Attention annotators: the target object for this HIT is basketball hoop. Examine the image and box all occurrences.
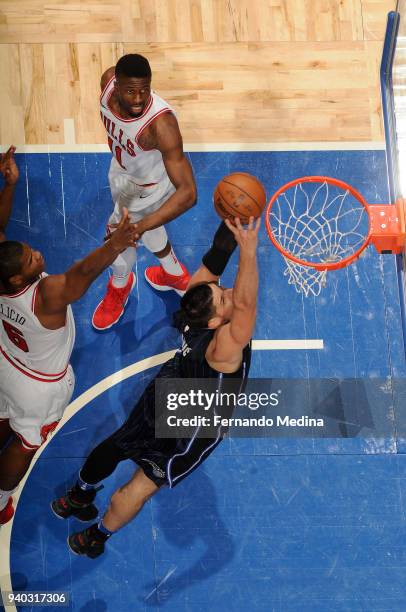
[265,176,406,297]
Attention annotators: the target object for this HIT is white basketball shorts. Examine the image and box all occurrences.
[0,351,75,449]
[108,163,176,221]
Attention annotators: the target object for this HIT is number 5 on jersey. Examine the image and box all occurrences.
[2,321,29,352]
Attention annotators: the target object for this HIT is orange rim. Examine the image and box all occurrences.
[265,176,372,271]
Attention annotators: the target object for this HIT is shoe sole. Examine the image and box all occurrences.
[144,271,186,296]
[67,535,82,556]
[50,500,99,523]
[92,274,136,331]
[50,500,67,520]
[67,535,103,559]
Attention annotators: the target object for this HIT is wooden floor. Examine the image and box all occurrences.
[0,0,395,145]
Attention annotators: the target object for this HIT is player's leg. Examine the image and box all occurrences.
[111,174,190,294]
[141,186,190,294]
[0,436,37,489]
[92,207,137,330]
[51,433,128,522]
[0,359,38,522]
[68,467,159,558]
[0,366,14,451]
[67,435,223,558]
[103,466,159,530]
[92,165,139,329]
[0,363,75,525]
[0,436,36,524]
[53,371,161,526]
[0,419,13,451]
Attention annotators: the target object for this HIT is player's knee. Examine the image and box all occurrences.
[142,226,168,253]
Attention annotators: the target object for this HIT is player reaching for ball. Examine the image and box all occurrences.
[51,214,260,559]
[93,53,197,330]
[0,179,138,526]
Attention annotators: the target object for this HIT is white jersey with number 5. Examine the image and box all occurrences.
[100,76,176,184]
[0,275,75,382]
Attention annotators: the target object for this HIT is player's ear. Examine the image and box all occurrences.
[8,273,23,288]
[207,316,223,329]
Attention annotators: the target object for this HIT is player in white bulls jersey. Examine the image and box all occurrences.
[93,53,197,330]
[0,154,139,525]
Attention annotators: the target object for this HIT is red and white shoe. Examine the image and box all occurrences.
[92,273,136,330]
[145,263,190,296]
[0,497,14,525]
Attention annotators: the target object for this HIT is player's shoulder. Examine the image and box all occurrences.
[37,273,63,300]
[152,111,181,147]
[100,66,115,92]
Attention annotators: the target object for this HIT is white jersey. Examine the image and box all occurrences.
[0,275,75,382]
[100,77,176,184]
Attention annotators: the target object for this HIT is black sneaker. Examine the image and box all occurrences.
[51,486,99,522]
[68,524,107,559]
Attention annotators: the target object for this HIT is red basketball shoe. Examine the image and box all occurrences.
[0,497,14,525]
[92,273,136,330]
[144,263,190,296]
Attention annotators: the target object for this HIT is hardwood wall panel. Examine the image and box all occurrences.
[362,0,395,40]
[0,1,396,144]
[0,1,394,43]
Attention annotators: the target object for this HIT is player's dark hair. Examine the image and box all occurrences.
[173,282,215,330]
[0,241,24,285]
[115,54,152,79]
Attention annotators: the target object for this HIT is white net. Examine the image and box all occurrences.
[268,180,369,297]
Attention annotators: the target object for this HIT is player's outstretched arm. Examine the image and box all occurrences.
[0,146,19,242]
[207,217,260,366]
[187,220,239,289]
[132,113,197,237]
[36,209,137,320]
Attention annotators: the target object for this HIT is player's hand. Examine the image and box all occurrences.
[108,208,138,252]
[224,216,260,256]
[109,216,147,241]
[132,218,147,240]
[0,146,19,186]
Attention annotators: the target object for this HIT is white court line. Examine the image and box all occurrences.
[0,339,323,608]
[0,142,385,153]
[253,339,323,350]
[63,119,76,145]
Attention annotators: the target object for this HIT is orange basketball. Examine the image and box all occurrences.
[213,172,266,224]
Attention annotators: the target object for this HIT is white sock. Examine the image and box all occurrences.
[159,248,183,276]
[112,272,133,289]
[111,246,137,288]
[0,487,16,511]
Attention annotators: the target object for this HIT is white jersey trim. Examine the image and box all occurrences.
[1,282,35,299]
[135,108,174,150]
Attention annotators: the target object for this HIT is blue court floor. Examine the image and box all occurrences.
[2,149,406,611]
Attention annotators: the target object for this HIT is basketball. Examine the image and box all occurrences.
[213,172,266,224]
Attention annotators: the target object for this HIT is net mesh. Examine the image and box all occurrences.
[268,180,369,297]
